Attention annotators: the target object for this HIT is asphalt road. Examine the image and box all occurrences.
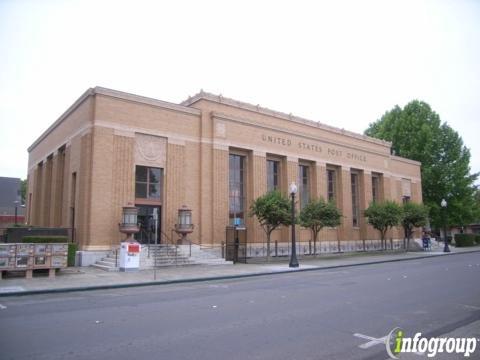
[1,253,479,360]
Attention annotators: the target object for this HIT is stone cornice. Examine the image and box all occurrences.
[28,87,201,153]
[28,88,94,152]
[182,90,392,148]
[212,111,390,158]
[390,155,421,166]
[94,87,201,116]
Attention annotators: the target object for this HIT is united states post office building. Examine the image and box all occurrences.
[26,87,422,259]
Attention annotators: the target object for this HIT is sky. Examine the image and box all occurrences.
[0,0,479,181]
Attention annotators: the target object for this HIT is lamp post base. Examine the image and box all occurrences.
[443,242,451,253]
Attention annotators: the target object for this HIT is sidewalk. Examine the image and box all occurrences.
[1,246,479,297]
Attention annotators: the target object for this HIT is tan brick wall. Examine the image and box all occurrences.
[61,145,72,227]
[246,152,267,244]
[314,162,328,200]
[26,88,424,250]
[184,141,201,244]
[165,143,186,243]
[49,151,65,227]
[359,171,371,240]
[199,142,213,244]
[110,134,135,244]
[338,167,352,241]
[212,148,229,246]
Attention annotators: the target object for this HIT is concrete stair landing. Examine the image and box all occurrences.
[91,244,232,271]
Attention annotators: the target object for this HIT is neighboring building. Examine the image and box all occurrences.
[0,177,25,227]
[26,87,422,260]
[450,223,480,236]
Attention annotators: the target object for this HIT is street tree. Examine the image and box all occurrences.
[365,100,479,229]
[249,190,291,261]
[20,179,27,204]
[364,201,402,250]
[298,198,342,255]
[401,202,429,251]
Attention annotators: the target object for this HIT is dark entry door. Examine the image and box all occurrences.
[135,205,161,244]
[225,226,247,263]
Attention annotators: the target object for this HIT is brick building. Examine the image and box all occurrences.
[26,87,422,261]
[0,177,25,227]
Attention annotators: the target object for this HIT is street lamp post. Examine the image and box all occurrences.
[14,200,19,225]
[441,199,450,253]
[289,182,299,268]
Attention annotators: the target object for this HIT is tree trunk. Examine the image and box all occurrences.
[406,229,411,252]
[266,232,271,262]
[313,230,318,256]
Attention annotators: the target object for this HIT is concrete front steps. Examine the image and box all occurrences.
[140,245,196,268]
[177,244,233,265]
[91,244,232,271]
[91,253,119,272]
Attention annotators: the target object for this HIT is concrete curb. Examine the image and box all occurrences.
[1,249,479,297]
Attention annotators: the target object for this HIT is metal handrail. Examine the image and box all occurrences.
[146,229,179,266]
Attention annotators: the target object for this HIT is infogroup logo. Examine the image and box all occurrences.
[385,327,478,358]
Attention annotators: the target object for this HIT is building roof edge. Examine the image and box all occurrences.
[28,88,95,152]
[28,87,201,153]
[181,90,392,148]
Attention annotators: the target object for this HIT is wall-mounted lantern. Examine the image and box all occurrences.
[174,205,194,244]
[119,206,140,242]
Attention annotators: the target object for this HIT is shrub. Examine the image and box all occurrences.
[22,235,69,243]
[22,236,76,266]
[454,234,476,247]
[67,243,77,266]
[475,235,480,245]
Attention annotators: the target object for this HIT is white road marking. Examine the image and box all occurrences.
[0,303,7,310]
[460,304,480,310]
[353,333,386,349]
[354,332,423,355]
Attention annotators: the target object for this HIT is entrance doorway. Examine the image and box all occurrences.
[134,205,161,245]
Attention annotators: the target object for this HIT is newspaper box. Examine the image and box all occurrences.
[119,241,141,272]
[15,244,34,269]
[0,244,16,270]
[33,244,51,268]
[51,244,68,268]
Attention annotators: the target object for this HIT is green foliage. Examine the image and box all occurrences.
[401,203,429,231]
[67,243,77,266]
[249,191,291,259]
[298,198,342,241]
[20,179,27,204]
[364,201,402,246]
[454,234,477,247]
[249,191,291,232]
[402,202,429,249]
[365,100,479,229]
[22,235,69,243]
[476,235,480,245]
